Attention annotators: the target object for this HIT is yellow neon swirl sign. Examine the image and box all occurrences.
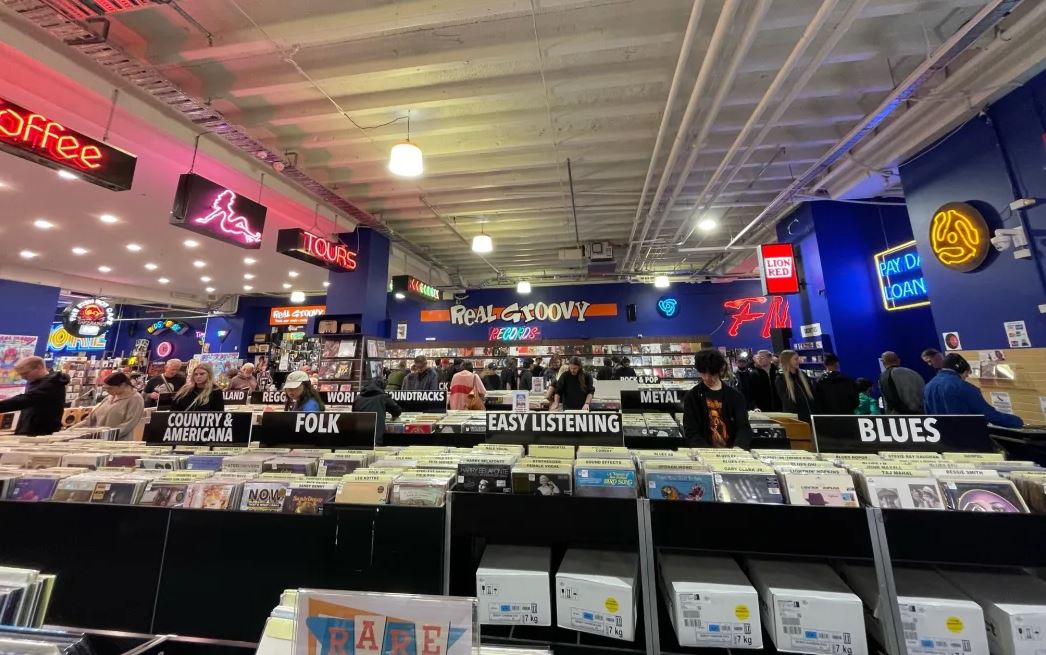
[929,202,989,273]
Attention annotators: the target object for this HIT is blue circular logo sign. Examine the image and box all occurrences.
[656,296,679,319]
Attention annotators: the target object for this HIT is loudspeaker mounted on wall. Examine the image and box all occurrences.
[626,303,637,322]
[770,327,792,354]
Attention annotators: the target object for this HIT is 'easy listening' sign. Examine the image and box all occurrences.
[874,240,930,311]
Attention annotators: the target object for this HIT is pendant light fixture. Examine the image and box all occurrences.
[472,225,493,253]
[516,280,532,294]
[654,275,670,289]
[388,111,423,178]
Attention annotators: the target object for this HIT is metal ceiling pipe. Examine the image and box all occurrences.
[673,0,870,245]
[636,0,771,269]
[722,0,1018,252]
[623,0,740,273]
[620,0,705,270]
[419,196,502,276]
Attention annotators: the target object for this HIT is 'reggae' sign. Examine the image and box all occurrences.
[143,411,253,444]
[811,414,993,453]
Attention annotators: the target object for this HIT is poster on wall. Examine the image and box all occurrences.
[199,352,243,387]
[976,351,1013,380]
[990,392,1013,415]
[1004,320,1031,348]
[0,335,38,399]
[942,332,962,351]
[396,321,408,340]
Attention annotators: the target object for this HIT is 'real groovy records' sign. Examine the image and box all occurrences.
[252,411,376,448]
[143,411,253,444]
[486,411,622,446]
[811,415,993,453]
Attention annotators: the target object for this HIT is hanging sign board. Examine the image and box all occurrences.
[253,411,376,448]
[143,411,253,445]
[62,299,115,338]
[620,389,683,413]
[269,305,326,326]
[390,275,440,302]
[0,95,137,190]
[170,173,267,248]
[811,414,993,453]
[618,375,661,385]
[389,390,447,413]
[276,228,358,272]
[485,411,623,446]
[757,243,800,295]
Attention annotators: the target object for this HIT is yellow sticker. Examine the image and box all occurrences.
[605,597,619,613]
[735,604,751,621]
[946,616,964,633]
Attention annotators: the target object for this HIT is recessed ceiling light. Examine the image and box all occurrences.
[99,214,118,224]
[144,262,158,270]
[282,283,292,289]
[288,271,299,278]
[71,247,88,256]
[33,219,54,230]
[19,250,38,259]
[192,260,206,268]
[57,170,78,180]
[157,277,170,284]
[243,273,255,280]
[0,180,7,188]
[323,281,330,287]
[184,239,199,249]
[98,265,112,273]
[205,286,216,293]
[200,276,212,283]
[126,243,142,252]
[243,257,256,265]
[243,285,253,291]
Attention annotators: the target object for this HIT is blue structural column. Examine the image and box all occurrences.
[0,280,61,356]
[325,229,391,337]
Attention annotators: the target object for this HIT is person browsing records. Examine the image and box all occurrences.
[283,371,325,412]
[924,354,1023,428]
[878,351,925,414]
[448,362,487,410]
[227,363,258,391]
[72,372,144,440]
[352,378,401,443]
[144,358,185,407]
[550,357,593,411]
[774,350,817,422]
[682,348,753,448]
[0,356,69,436]
[170,363,225,412]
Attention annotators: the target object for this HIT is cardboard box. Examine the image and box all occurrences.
[745,558,867,655]
[658,552,762,648]
[476,545,552,626]
[939,568,1046,655]
[840,563,988,655]
[556,549,637,641]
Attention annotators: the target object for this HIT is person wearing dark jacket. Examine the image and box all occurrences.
[745,350,781,411]
[353,379,403,444]
[170,363,225,412]
[402,356,440,391]
[682,349,753,448]
[0,357,69,436]
[518,359,534,392]
[595,358,615,381]
[385,361,409,391]
[613,357,637,379]
[774,350,817,422]
[144,358,186,407]
[480,363,502,391]
[500,358,519,390]
[925,354,1023,428]
[814,354,859,414]
[550,357,594,411]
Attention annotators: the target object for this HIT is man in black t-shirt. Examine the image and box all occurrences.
[550,357,594,411]
[682,349,753,448]
[144,359,186,407]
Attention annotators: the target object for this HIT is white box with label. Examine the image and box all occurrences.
[658,552,763,648]
[555,548,637,641]
[746,558,868,655]
[939,568,1046,655]
[840,562,988,655]
[475,545,552,626]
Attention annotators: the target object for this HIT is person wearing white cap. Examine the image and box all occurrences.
[283,370,325,412]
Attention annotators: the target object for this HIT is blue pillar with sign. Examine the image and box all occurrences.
[325,229,391,336]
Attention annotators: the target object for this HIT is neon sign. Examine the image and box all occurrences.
[170,173,267,249]
[276,228,358,272]
[489,326,541,341]
[0,96,137,191]
[155,341,173,358]
[63,298,114,338]
[757,243,800,295]
[270,305,327,326]
[391,275,440,302]
[930,202,989,272]
[874,240,930,311]
[451,301,593,325]
[723,296,791,339]
[146,319,190,336]
[47,322,106,352]
[656,296,678,318]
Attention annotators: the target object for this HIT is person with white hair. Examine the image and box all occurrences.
[227,362,258,391]
[0,356,69,435]
[144,358,185,407]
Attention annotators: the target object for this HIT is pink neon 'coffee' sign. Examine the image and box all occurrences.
[170,173,267,249]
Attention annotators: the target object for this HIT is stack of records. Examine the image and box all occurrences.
[642,459,715,502]
[511,458,573,496]
[0,565,57,628]
[1011,471,1046,512]
[937,472,1029,513]
[574,456,637,498]
[391,470,454,506]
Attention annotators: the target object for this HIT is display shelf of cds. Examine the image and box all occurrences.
[314,313,364,390]
[791,334,833,376]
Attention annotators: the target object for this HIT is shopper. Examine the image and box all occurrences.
[72,372,144,440]
[282,370,325,412]
[449,362,487,410]
[227,363,258,391]
[0,356,69,436]
[745,350,781,411]
[480,362,502,391]
[385,361,409,391]
[853,378,880,415]
[542,356,563,387]
[352,378,402,442]
[144,358,185,407]
[682,348,753,448]
[921,348,944,370]
[925,354,1023,427]
[878,351,925,414]
[613,357,637,379]
[518,358,534,392]
[500,358,519,390]
[774,350,816,422]
[402,356,440,391]
[171,363,225,412]
[595,357,615,380]
[531,357,545,380]
[550,357,594,411]
[813,354,859,415]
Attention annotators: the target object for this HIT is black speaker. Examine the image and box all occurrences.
[626,303,637,322]
[770,327,792,353]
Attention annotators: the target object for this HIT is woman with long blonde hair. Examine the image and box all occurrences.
[171,363,225,411]
[773,350,816,422]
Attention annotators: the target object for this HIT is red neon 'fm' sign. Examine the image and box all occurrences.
[276,228,358,272]
[723,296,791,339]
[0,96,137,191]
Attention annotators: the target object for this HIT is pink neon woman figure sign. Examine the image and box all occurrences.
[192,189,262,244]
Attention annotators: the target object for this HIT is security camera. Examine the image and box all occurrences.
[991,227,1031,259]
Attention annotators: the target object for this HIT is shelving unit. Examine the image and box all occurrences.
[791,334,834,378]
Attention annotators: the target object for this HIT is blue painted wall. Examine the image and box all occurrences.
[900,69,1046,350]
[327,229,391,336]
[0,280,61,356]
[385,279,778,350]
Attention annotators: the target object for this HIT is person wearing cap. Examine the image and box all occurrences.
[924,353,1023,428]
[480,362,502,391]
[283,370,326,412]
[72,372,144,440]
